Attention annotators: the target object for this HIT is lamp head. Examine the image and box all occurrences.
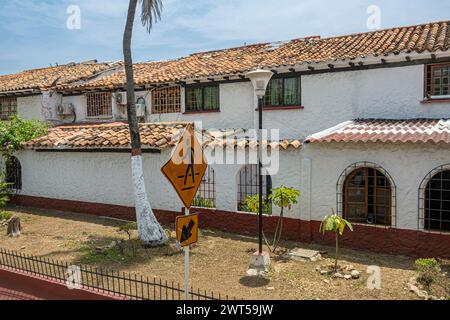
[245,69,274,98]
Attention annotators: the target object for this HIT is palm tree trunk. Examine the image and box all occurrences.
[123,0,167,246]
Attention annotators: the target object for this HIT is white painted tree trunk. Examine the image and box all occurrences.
[131,155,168,245]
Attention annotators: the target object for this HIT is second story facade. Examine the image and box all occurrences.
[1,21,450,139]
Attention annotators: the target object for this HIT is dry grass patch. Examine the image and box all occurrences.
[0,207,423,300]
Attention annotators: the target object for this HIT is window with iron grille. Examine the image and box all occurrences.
[343,167,392,226]
[86,92,112,118]
[0,97,17,120]
[192,166,216,208]
[264,76,301,107]
[152,86,181,114]
[337,162,396,227]
[237,164,272,214]
[5,156,21,191]
[185,85,220,112]
[425,63,450,97]
[419,166,450,232]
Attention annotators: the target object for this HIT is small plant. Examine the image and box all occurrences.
[118,222,138,256]
[0,173,11,209]
[192,196,214,208]
[0,211,13,221]
[268,186,300,252]
[241,195,272,215]
[118,222,138,240]
[319,211,353,272]
[415,258,440,288]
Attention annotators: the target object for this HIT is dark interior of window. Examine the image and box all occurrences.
[264,76,301,107]
[185,85,220,112]
[6,156,22,191]
[424,170,450,231]
[343,167,391,226]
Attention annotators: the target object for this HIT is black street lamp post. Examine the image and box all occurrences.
[246,69,274,255]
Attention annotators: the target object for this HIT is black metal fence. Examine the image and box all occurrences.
[0,248,236,300]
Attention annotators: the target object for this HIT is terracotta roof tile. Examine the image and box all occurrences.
[24,122,189,150]
[55,20,450,91]
[24,124,302,151]
[202,129,302,150]
[305,119,450,144]
[0,61,120,94]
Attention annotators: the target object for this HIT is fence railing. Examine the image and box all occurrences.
[0,248,236,300]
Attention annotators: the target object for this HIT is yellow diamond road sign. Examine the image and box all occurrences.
[161,124,207,208]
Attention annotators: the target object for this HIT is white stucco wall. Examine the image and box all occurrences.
[14,141,450,232]
[16,148,302,218]
[264,65,450,139]
[303,142,450,230]
[17,95,44,121]
[15,64,450,140]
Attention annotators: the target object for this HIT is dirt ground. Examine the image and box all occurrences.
[0,207,422,300]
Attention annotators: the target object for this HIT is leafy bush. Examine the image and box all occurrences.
[0,173,11,208]
[415,258,439,272]
[192,196,214,208]
[0,116,47,159]
[0,211,13,221]
[240,195,272,215]
[415,258,440,287]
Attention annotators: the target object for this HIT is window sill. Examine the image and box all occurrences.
[183,110,220,115]
[255,106,305,111]
[85,116,113,119]
[151,111,181,115]
[350,222,393,229]
[420,98,450,104]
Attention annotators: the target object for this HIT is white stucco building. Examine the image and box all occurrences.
[1,21,450,257]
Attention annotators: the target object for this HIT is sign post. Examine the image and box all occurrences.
[184,208,190,301]
[161,124,207,300]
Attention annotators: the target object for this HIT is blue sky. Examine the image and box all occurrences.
[0,0,449,75]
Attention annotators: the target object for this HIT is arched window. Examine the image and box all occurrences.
[237,164,272,214]
[342,166,392,226]
[192,166,216,208]
[5,156,22,191]
[420,166,450,232]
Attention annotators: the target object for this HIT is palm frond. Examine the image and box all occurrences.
[140,0,163,33]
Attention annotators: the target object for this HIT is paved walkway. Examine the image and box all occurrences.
[0,286,43,300]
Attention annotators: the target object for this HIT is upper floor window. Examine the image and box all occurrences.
[425,64,450,98]
[152,86,181,114]
[86,92,112,118]
[264,76,301,107]
[185,85,220,112]
[0,97,17,120]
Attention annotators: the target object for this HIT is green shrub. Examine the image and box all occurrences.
[415,258,439,272]
[240,195,272,215]
[0,116,47,159]
[415,258,440,288]
[0,173,11,208]
[192,196,214,208]
[0,211,13,221]
[118,222,138,240]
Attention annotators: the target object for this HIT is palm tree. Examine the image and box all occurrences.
[123,0,167,246]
